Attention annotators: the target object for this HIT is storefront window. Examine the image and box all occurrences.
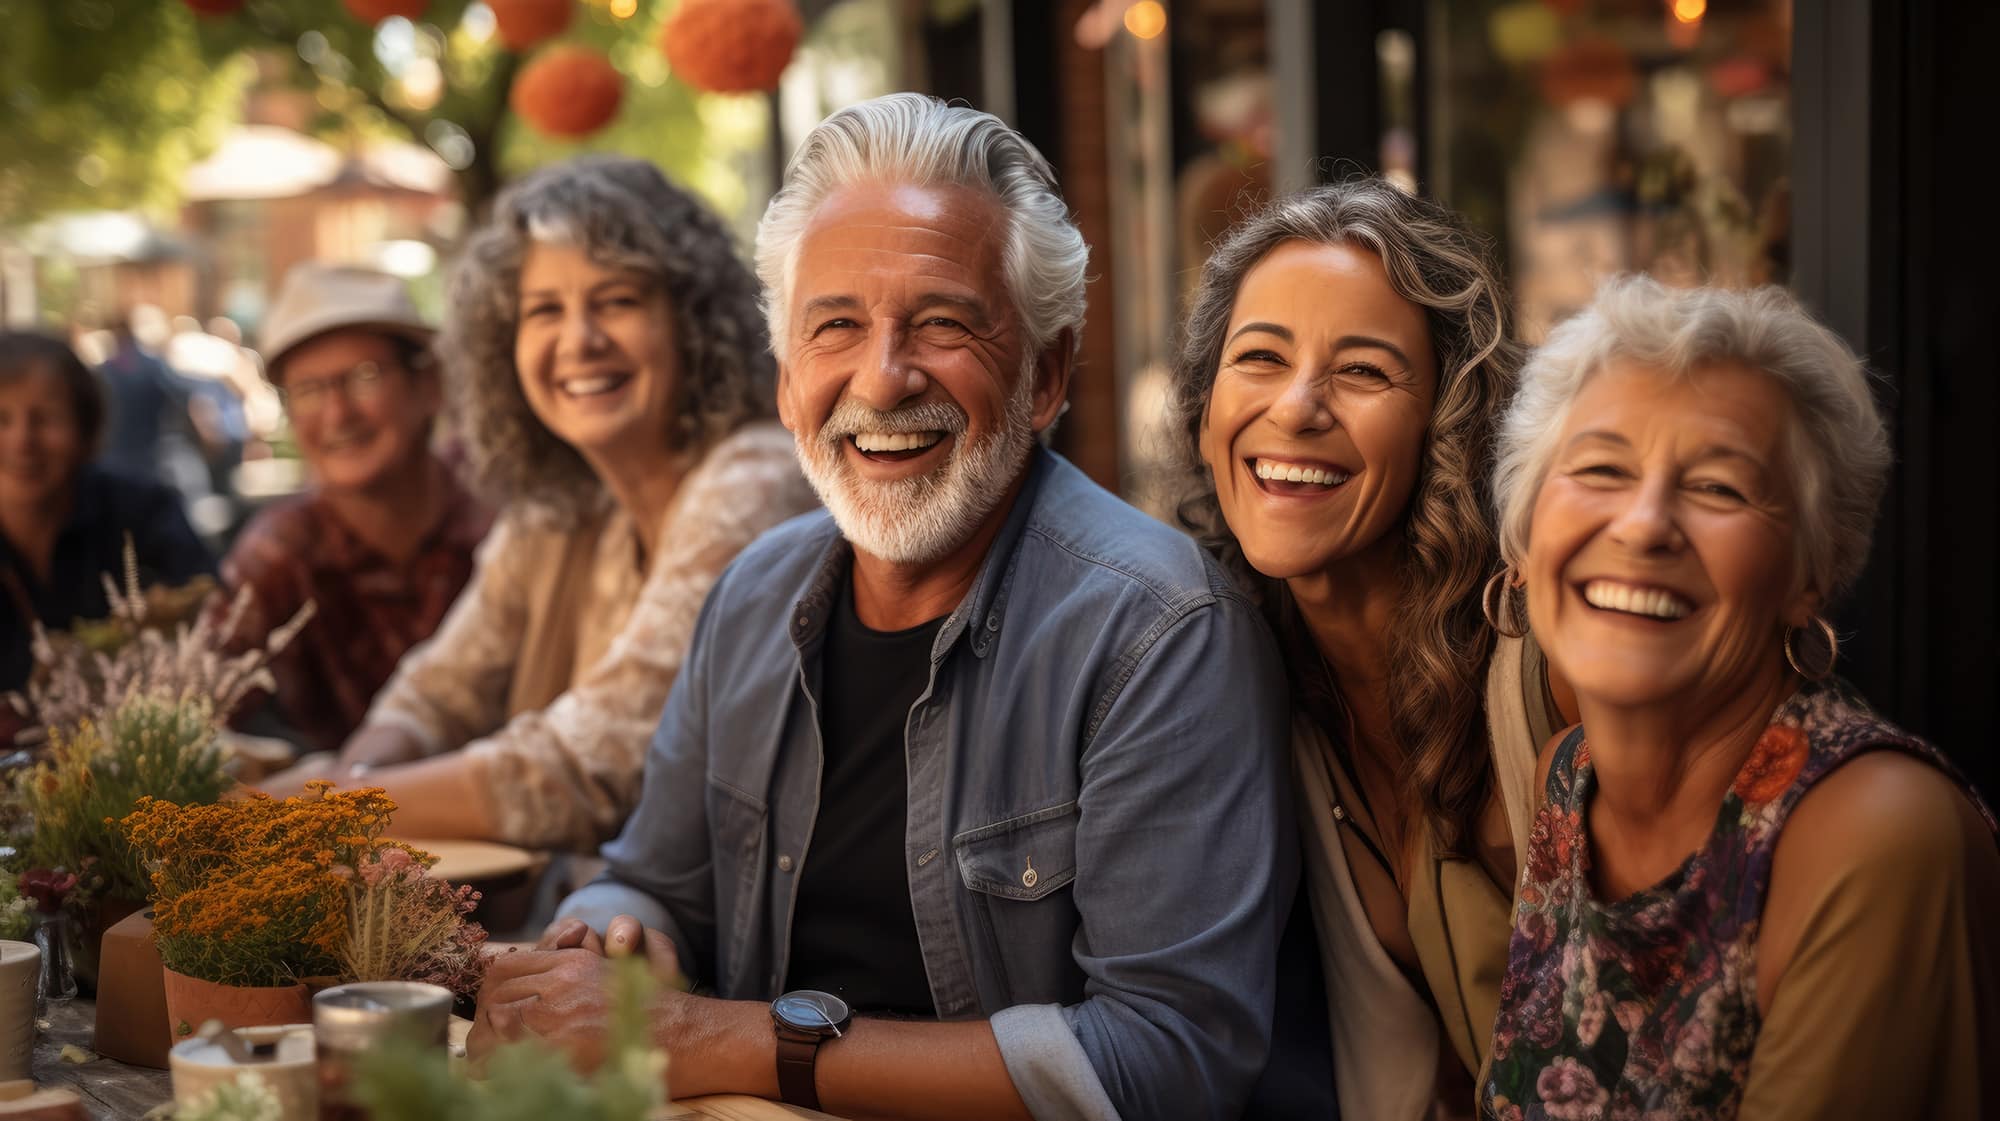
[1428,0,1793,339]
[1097,0,1272,513]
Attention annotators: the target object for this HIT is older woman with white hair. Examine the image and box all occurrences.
[265,156,816,850]
[1480,276,1999,1120]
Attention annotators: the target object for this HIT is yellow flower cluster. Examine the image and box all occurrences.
[119,781,427,987]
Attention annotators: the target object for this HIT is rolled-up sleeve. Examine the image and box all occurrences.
[994,593,1294,1121]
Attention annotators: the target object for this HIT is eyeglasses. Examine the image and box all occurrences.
[277,361,396,416]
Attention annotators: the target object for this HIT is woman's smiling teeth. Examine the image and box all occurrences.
[1252,458,1351,487]
[1581,579,1694,620]
[558,374,630,398]
[853,431,944,453]
[320,432,373,453]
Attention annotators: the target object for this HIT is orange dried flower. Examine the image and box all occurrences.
[118,784,420,986]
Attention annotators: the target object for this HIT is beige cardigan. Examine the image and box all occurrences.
[1294,634,1555,1120]
[362,422,816,850]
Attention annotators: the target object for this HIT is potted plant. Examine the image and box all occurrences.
[3,544,311,997]
[119,782,486,1040]
[338,847,487,1000]
[6,547,311,749]
[11,694,232,942]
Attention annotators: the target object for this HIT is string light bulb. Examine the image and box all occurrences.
[1124,1,1166,40]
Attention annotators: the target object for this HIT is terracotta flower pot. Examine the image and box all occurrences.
[161,967,312,1042]
[94,910,171,1069]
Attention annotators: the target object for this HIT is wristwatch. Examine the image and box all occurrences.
[771,989,850,1110]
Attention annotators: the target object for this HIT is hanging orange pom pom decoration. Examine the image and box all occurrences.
[183,0,245,15]
[510,46,624,138]
[488,0,573,52]
[342,0,429,25]
[660,0,803,94]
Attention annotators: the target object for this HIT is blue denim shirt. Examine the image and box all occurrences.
[562,448,1295,1120]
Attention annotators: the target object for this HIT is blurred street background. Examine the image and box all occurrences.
[2,0,1993,790]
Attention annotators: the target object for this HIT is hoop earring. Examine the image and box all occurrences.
[1784,615,1840,682]
[1481,569,1528,639]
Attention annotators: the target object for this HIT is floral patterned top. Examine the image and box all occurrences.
[1482,678,1996,1121]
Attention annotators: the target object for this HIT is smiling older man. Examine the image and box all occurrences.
[468,94,1295,1121]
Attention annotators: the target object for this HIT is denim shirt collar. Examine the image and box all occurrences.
[786,447,1050,663]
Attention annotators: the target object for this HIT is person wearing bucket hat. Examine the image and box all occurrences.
[216,262,492,754]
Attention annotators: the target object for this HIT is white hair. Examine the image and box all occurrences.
[1492,275,1891,602]
[754,93,1088,363]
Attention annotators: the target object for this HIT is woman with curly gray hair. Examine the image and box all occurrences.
[266,155,815,851]
[1171,179,1570,1118]
[1482,277,1998,1120]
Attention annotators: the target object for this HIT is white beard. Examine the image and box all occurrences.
[793,366,1038,566]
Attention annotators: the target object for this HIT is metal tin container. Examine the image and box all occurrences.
[312,981,453,1117]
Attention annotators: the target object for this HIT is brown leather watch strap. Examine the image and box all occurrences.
[775,1033,823,1110]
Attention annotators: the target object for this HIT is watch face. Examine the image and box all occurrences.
[772,990,851,1036]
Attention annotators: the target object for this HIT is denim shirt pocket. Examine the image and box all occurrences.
[952,801,1086,1004]
[706,774,768,994]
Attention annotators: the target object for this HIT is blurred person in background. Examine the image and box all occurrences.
[0,331,212,702]
[217,263,491,754]
[263,156,815,853]
[1483,278,1999,1119]
[165,313,252,504]
[94,311,186,483]
[201,316,284,458]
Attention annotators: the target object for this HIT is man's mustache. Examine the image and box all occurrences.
[817,399,968,445]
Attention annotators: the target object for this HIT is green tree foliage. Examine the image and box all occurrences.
[0,1,251,222]
[2,0,740,226]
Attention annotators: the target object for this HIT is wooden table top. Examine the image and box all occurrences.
[28,999,840,1121]
[31,999,167,1119]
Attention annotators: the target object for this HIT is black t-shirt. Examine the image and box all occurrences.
[783,580,943,1015]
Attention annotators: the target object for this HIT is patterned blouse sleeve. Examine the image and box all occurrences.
[461,426,815,850]
[357,510,536,755]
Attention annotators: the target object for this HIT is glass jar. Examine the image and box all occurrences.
[33,912,76,1008]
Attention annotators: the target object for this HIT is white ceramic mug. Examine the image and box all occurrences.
[170,1023,318,1121]
[0,941,39,1080]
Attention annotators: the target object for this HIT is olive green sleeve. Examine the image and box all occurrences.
[1738,781,1998,1121]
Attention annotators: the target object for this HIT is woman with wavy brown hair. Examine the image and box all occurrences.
[262,156,816,851]
[1170,179,1571,1118]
